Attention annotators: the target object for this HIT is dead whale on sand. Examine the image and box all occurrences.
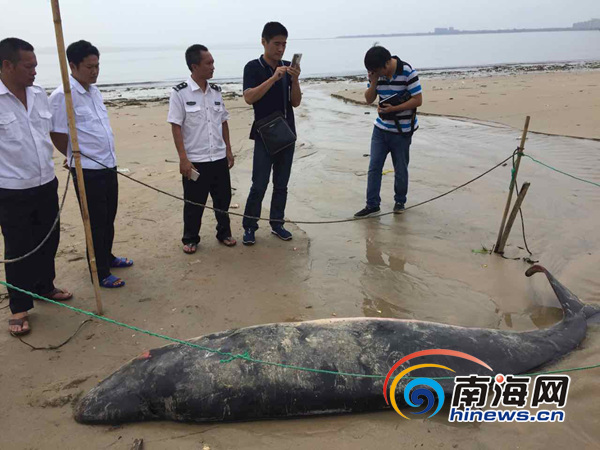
[75,265,599,424]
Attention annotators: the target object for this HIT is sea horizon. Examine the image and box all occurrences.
[32,30,600,100]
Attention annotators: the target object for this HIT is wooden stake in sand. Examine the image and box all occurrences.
[50,0,104,315]
[497,182,531,254]
[494,116,530,254]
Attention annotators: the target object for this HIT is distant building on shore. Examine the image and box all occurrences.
[338,19,600,39]
[434,27,456,34]
[432,19,600,35]
[573,19,600,30]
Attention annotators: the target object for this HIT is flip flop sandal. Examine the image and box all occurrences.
[183,243,198,254]
[100,274,125,288]
[219,237,237,247]
[42,288,73,301]
[111,257,134,268]
[8,318,31,337]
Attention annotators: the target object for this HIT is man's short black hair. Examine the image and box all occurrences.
[66,40,100,67]
[0,37,34,66]
[364,46,392,71]
[185,44,208,71]
[262,22,288,43]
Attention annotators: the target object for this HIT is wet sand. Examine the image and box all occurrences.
[1,74,600,449]
[332,69,600,140]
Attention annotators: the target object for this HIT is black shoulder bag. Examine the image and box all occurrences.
[377,59,417,135]
[255,65,297,155]
[378,90,417,135]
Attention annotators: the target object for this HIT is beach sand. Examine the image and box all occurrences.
[332,69,600,140]
[1,70,599,449]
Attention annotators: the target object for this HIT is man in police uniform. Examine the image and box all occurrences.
[49,40,133,289]
[0,37,72,336]
[167,44,236,254]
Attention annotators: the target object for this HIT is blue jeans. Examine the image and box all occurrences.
[366,126,412,208]
[243,139,295,231]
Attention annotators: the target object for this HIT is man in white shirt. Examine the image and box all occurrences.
[0,37,72,336]
[49,40,132,289]
[167,44,236,254]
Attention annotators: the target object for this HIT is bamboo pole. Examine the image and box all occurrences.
[496,182,531,254]
[494,116,530,254]
[51,0,103,315]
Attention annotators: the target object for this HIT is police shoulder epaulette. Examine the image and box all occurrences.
[173,82,188,92]
[210,83,221,92]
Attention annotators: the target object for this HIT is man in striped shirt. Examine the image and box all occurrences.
[355,46,423,217]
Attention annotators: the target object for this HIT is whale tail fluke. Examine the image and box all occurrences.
[526,265,587,319]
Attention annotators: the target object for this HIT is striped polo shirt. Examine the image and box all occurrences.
[368,56,422,134]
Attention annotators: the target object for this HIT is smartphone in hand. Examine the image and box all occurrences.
[189,168,200,181]
[291,53,302,69]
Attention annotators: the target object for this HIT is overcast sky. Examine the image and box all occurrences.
[1,0,598,48]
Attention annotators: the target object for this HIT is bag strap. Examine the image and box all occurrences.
[395,58,417,136]
[260,57,289,119]
[282,62,288,119]
[393,111,417,136]
[393,112,416,135]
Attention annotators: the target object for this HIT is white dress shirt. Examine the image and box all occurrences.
[167,77,230,163]
[0,79,56,190]
[49,75,116,170]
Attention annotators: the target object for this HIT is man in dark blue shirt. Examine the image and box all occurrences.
[241,22,302,245]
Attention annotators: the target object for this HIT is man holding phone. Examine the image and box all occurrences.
[241,22,302,245]
[354,46,423,218]
[168,44,236,254]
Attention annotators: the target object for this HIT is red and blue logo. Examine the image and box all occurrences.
[383,349,493,419]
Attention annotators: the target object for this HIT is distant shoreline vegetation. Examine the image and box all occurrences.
[337,19,600,39]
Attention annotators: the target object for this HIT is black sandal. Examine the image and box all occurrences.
[219,237,237,247]
[8,317,30,337]
[183,243,198,254]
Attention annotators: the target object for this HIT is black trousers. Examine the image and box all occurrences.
[182,158,232,244]
[72,168,118,281]
[0,178,60,314]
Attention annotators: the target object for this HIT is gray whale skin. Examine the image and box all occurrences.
[75,265,600,424]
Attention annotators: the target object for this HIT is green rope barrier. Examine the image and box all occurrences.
[2,280,599,381]
[521,153,600,188]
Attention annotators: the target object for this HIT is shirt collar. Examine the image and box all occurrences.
[0,78,38,97]
[259,55,267,68]
[187,76,200,92]
[187,76,212,94]
[0,78,8,95]
[393,56,403,76]
[70,75,89,94]
[259,55,282,72]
